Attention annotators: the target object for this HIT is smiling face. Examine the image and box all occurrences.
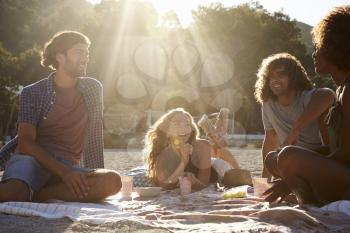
[167,113,193,143]
[268,66,292,97]
[57,43,89,78]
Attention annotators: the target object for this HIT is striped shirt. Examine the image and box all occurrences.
[0,72,104,170]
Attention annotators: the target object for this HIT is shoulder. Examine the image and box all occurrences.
[311,88,336,99]
[157,146,174,157]
[156,146,179,164]
[80,77,102,90]
[303,88,335,100]
[300,88,335,107]
[20,78,49,97]
[262,100,274,112]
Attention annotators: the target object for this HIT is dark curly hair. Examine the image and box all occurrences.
[312,6,350,71]
[255,53,313,104]
[41,31,90,70]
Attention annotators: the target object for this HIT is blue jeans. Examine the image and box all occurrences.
[1,154,92,199]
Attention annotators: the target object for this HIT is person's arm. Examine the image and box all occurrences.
[194,141,212,190]
[318,110,330,146]
[83,80,104,168]
[214,147,240,169]
[156,161,186,187]
[262,130,279,179]
[329,87,350,163]
[284,88,335,146]
[17,123,92,198]
[187,172,207,190]
[155,144,191,188]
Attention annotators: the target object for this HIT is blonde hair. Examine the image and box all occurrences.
[145,108,199,180]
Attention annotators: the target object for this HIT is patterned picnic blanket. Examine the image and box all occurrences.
[1,185,350,232]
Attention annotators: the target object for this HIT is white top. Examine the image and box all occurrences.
[262,88,323,149]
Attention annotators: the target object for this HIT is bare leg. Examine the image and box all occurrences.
[34,169,121,202]
[264,150,281,178]
[261,166,272,180]
[275,146,350,205]
[0,179,30,202]
[215,147,240,169]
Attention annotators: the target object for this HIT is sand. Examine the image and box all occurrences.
[0,147,261,233]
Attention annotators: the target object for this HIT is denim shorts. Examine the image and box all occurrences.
[1,153,93,198]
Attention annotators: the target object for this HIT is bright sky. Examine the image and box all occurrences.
[87,0,350,26]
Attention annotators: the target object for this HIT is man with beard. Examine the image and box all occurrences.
[254,53,335,179]
[0,31,121,202]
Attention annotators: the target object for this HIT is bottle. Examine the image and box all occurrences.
[215,108,230,137]
[197,112,228,148]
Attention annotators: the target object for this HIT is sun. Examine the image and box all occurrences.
[86,0,197,27]
[147,0,194,27]
[86,0,101,4]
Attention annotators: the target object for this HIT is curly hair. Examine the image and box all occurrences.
[41,31,90,70]
[255,53,313,104]
[144,108,199,180]
[312,6,350,71]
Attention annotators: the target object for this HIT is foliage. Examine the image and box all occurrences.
[312,75,337,90]
[0,44,19,137]
[0,0,332,135]
[191,2,313,132]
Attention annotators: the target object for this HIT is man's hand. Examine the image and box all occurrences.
[61,169,94,199]
[263,179,291,203]
[283,126,300,146]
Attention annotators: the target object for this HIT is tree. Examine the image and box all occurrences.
[191,2,312,132]
[0,44,19,138]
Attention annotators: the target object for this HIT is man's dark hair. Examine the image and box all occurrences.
[312,6,350,71]
[255,53,313,103]
[41,31,90,70]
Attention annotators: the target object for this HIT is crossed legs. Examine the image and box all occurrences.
[0,169,121,202]
[265,145,350,205]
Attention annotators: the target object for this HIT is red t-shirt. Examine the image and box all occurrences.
[36,85,88,165]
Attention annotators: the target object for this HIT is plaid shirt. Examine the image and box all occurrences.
[0,72,104,170]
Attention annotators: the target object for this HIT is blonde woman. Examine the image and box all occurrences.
[145,108,217,191]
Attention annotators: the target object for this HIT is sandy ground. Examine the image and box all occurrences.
[0,147,262,233]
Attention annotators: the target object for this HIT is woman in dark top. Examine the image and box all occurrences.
[145,108,216,191]
[264,6,350,206]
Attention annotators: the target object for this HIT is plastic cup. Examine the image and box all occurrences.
[178,176,191,196]
[120,176,133,200]
[252,177,272,197]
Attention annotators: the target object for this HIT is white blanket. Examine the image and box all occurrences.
[1,186,350,232]
[0,198,130,224]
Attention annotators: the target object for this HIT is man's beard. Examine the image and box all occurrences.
[66,65,86,78]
